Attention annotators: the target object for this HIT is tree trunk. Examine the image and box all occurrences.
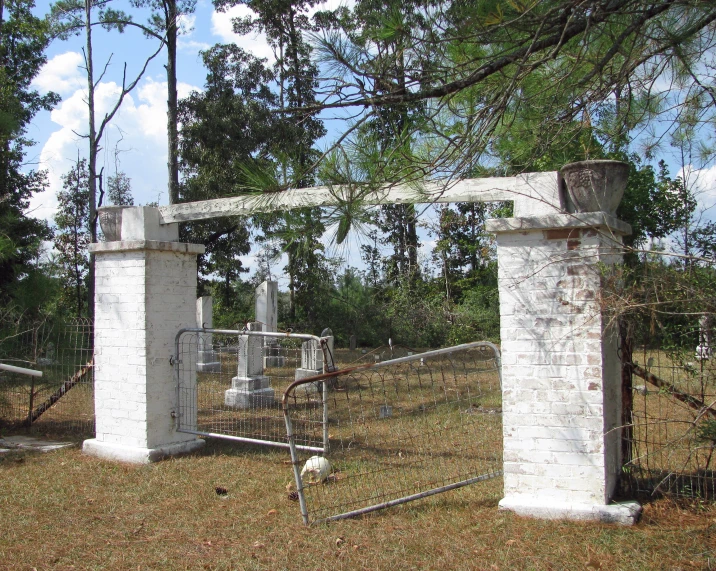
[166,0,179,204]
[85,0,96,320]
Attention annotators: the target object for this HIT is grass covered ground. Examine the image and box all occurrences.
[0,438,714,571]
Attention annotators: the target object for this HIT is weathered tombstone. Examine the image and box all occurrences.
[196,296,221,373]
[349,334,357,351]
[255,280,285,368]
[294,329,334,393]
[319,328,335,372]
[255,281,278,332]
[224,322,275,408]
[696,314,712,360]
[38,342,56,366]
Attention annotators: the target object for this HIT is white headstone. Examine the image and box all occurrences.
[255,281,278,332]
[225,322,275,409]
[697,314,712,360]
[196,296,221,372]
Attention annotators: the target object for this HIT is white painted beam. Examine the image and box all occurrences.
[158,172,563,224]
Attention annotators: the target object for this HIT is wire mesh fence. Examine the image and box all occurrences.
[622,320,716,501]
[0,316,94,435]
[283,342,503,525]
[174,327,334,451]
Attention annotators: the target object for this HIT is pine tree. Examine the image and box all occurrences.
[54,159,90,317]
[0,0,58,302]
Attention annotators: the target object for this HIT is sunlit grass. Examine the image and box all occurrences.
[0,440,713,570]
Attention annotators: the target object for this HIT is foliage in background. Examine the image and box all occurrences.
[54,159,90,318]
[0,0,58,312]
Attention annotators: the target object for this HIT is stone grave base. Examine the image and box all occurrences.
[224,375,275,408]
[294,368,322,394]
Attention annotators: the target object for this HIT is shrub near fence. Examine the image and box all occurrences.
[0,316,94,435]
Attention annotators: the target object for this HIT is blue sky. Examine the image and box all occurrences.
[26,0,384,283]
[24,0,716,281]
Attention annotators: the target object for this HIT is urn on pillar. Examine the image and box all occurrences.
[560,160,629,215]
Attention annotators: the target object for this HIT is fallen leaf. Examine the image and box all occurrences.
[335,537,345,547]
[267,509,277,516]
[253,541,265,549]
[203,541,212,547]
[505,539,516,546]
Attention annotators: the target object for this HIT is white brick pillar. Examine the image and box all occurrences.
[486,212,641,524]
[83,206,206,463]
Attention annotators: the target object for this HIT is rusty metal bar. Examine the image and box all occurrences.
[314,471,503,525]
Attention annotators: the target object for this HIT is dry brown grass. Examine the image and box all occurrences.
[0,438,714,571]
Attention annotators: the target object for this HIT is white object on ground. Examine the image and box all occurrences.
[301,456,331,485]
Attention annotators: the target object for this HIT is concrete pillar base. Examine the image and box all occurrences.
[83,437,205,464]
[498,496,641,525]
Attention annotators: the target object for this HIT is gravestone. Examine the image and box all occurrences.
[224,322,275,408]
[294,330,334,394]
[196,296,221,373]
[255,281,285,368]
[696,314,712,360]
[349,334,357,351]
[255,281,278,332]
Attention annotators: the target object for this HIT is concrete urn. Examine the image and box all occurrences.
[560,160,629,215]
[98,206,130,241]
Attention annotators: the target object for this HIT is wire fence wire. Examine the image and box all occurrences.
[283,342,503,525]
[622,327,716,501]
[175,328,333,451]
[0,317,94,435]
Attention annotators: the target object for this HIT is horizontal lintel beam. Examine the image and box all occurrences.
[158,172,561,224]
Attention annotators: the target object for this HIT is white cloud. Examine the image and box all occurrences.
[29,76,201,222]
[308,0,355,15]
[177,13,196,35]
[690,164,716,222]
[179,38,211,52]
[31,51,85,96]
[210,5,275,62]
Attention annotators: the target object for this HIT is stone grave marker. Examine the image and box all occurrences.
[224,322,275,408]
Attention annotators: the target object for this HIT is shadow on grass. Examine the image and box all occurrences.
[192,437,291,460]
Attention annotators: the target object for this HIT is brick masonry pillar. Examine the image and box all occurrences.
[485,212,641,524]
[83,213,206,463]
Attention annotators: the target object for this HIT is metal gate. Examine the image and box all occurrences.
[283,342,503,524]
[174,327,334,452]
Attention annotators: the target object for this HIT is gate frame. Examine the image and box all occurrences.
[174,327,333,452]
[282,341,503,525]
